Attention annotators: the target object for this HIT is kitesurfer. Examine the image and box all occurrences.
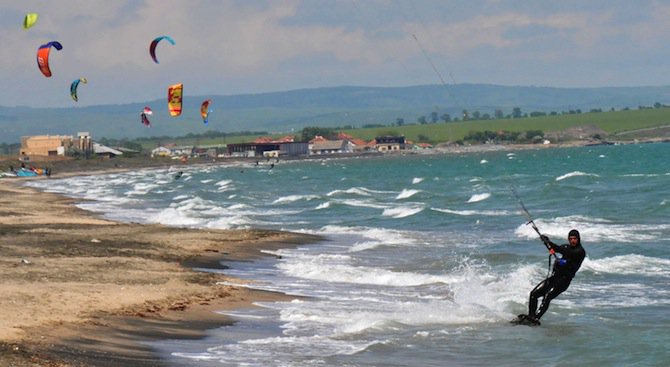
[522,229,586,325]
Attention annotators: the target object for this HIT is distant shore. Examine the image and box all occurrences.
[3,138,669,177]
[0,179,322,366]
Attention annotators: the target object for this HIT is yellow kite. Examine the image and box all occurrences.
[24,13,39,30]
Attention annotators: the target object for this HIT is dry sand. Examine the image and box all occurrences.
[0,178,321,366]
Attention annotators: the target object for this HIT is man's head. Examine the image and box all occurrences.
[568,229,580,246]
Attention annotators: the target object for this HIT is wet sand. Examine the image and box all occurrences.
[0,179,321,366]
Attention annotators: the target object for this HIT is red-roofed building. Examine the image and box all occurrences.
[253,135,295,144]
[308,135,328,144]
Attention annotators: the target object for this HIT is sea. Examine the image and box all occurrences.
[27,143,670,367]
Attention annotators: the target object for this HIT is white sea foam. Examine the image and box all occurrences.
[149,207,202,226]
[315,202,330,210]
[431,207,512,216]
[412,177,424,184]
[571,282,666,308]
[327,187,371,196]
[311,225,419,250]
[514,215,670,242]
[382,206,424,218]
[124,182,160,196]
[555,171,599,181]
[396,189,420,199]
[622,173,661,177]
[480,159,488,164]
[174,336,379,363]
[272,194,319,204]
[349,241,382,252]
[467,193,491,203]
[338,199,389,209]
[580,255,670,277]
[278,254,459,286]
[214,179,232,187]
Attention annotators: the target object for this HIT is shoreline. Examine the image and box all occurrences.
[0,179,322,366]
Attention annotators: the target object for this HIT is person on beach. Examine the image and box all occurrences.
[523,229,586,325]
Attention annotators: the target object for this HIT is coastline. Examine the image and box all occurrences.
[0,178,322,366]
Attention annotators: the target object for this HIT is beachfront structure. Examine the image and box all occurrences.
[310,140,355,155]
[20,132,93,157]
[226,142,309,157]
[93,143,123,159]
[151,146,171,157]
[150,145,194,158]
[375,136,406,152]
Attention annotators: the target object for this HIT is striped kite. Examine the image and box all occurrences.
[167,83,183,116]
[200,99,212,124]
[141,106,153,127]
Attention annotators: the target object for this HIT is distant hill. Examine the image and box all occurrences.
[1,83,669,144]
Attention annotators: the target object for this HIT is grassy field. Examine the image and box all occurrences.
[340,107,670,143]
[129,106,670,149]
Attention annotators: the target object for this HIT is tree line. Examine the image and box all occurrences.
[396,102,669,127]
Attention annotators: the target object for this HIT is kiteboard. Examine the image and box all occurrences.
[510,314,541,326]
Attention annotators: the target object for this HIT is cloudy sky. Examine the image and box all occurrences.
[1,0,669,107]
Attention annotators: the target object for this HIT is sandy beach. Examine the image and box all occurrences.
[0,176,321,366]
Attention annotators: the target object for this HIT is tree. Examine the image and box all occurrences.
[462,109,469,121]
[301,126,335,142]
[472,111,480,120]
[418,116,427,125]
[430,111,439,124]
[396,117,405,126]
[512,107,522,118]
[417,134,431,143]
[494,109,504,119]
[441,113,451,123]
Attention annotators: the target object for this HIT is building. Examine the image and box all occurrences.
[151,146,171,157]
[226,142,309,157]
[93,143,123,159]
[20,132,93,157]
[375,136,406,152]
[310,140,354,155]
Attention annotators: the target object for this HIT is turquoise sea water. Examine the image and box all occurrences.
[28,143,670,366]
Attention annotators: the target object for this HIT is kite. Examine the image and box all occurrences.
[36,41,63,77]
[70,78,87,102]
[200,99,212,124]
[167,83,183,116]
[149,36,175,64]
[141,106,153,127]
[24,13,39,29]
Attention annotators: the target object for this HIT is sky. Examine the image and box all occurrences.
[1,0,669,108]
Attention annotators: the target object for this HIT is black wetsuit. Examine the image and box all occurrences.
[528,241,586,320]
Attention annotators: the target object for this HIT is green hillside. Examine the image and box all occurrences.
[342,107,670,143]
[2,83,670,144]
[128,106,670,149]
